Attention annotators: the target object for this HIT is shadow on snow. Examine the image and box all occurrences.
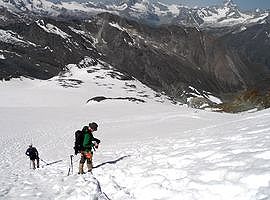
[93,155,131,169]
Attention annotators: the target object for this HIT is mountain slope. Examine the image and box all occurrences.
[1,0,270,110]
[0,57,171,106]
[1,11,270,108]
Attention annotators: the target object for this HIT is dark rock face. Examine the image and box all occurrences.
[90,13,269,97]
[0,14,100,79]
[87,96,145,103]
[171,7,204,27]
[221,23,270,90]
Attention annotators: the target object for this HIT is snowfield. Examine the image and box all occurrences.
[0,62,270,200]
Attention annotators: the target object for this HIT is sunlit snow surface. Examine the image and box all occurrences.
[0,62,270,200]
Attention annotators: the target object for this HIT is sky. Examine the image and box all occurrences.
[159,0,270,10]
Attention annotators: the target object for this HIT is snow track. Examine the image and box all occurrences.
[1,103,270,200]
[1,163,109,200]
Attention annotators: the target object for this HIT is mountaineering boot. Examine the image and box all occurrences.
[87,163,92,173]
[78,163,84,174]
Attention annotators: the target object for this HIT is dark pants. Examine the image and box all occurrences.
[30,157,39,169]
[79,152,93,173]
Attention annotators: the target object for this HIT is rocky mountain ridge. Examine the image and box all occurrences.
[105,0,270,27]
[0,0,269,27]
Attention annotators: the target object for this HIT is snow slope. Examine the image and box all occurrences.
[0,60,270,199]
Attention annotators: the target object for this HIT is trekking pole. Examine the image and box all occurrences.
[40,158,49,165]
[67,167,71,176]
[67,155,73,176]
[70,155,73,175]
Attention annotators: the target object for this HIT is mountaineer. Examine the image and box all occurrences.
[25,144,39,169]
[78,122,100,174]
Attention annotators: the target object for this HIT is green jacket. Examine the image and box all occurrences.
[82,129,100,152]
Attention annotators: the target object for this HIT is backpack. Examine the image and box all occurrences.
[26,147,38,159]
[74,130,85,155]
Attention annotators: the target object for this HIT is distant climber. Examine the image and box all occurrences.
[25,144,39,169]
[78,122,100,174]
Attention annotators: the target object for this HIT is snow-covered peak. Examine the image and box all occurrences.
[110,0,269,27]
[0,0,269,28]
[194,0,268,27]
[104,0,149,7]
[3,0,54,11]
[0,0,112,17]
[223,0,237,8]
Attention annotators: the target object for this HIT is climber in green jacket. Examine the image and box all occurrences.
[79,122,100,174]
